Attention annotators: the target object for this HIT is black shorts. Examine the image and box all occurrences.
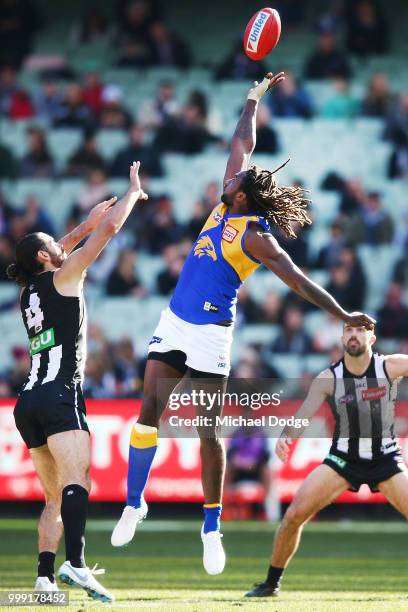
[323,450,407,492]
[14,380,89,449]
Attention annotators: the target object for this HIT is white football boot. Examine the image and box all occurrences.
[111,499,148,547]
[201,526,226,575]
[57,561,114,603]
[34,576,59,591]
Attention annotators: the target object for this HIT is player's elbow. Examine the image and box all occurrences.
[102,219,120,236]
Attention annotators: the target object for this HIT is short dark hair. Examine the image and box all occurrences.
[7,233,48,286]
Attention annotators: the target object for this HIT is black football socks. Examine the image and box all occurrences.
[61,484,89,568]
[37,551,56,582]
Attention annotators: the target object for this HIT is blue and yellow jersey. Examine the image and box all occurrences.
[170,203,271,324]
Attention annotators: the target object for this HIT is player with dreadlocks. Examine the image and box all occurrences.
[111,73,375,575]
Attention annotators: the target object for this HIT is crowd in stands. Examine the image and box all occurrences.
[0,0,407,397]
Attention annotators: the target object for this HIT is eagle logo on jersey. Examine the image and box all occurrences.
[194,235,217,261]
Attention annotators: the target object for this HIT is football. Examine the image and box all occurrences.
[243,7,281,60]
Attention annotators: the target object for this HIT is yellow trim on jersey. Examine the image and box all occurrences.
[199,203,227,233]
[221,216,261,281]
[130,428,158,449]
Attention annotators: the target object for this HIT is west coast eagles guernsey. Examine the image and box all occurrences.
[170,203,270,324]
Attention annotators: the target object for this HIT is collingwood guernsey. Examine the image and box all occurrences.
[328,353,399,460]
[21,271,86,390]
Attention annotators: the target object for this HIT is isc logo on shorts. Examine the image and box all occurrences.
[149,336,162,345]
[204,301,219,312]
[222,224,239,243]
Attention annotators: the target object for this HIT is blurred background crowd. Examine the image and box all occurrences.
[0,0,408,399]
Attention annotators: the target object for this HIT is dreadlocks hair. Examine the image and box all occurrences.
[241,160,312,238]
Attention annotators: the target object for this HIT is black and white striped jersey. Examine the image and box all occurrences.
[328,353,399,460]
[20,271,87,391]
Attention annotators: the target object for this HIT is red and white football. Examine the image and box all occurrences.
[244,7,281,61]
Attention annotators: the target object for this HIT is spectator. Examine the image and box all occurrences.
[8,211,29,246]
[82,72,104,114]
[384,93,408,146]
[156,244,184,295]
[0,143,16,179]
[0,0,42,67]
[377,282,408,339]
[148,21,192,68]
[115,0,159,48]
[215,40,267,81]
[255,104,279,154]
[314,314,343,352]
[336,246,367,309]
[339,177,366,215]
[54,83,91,129]
[0,234,14,280]
[393,237,408,285]
[225,422,271,519]
[83,352,116,398]
[304,32,351,80]
[233,345,280,379]
[0,191,14,234]
[387,127,408,180]
[8,89,34,121]
[272,306,313,354]
[345,0,389,57]
[112,338,143,397]
[141,194,183,254]
[184,181,221,240]
[8,347,30,395]
[274,220,310,268]
[116,40,153,68]
[19,127,55,178]
[154,93,220,155]
[346,191,394,245]
[139,80,179,129]
[315,221,347,269]
[23,196,55,236]
[321,79,360,118]
[70,168,111,220]
[70,5,109,45]
[236,285,264,326]
[35,79,65,124]
[98,84,132,129]
[0,65,18,115]
[110,123,163,178]
[267,70,313,119]
[65,129,106,177]
[260,290,283,325]
[362,73,393,118]
[325,264,363,311]
[106,249,146,297]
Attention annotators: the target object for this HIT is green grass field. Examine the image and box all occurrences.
[1,519,408,611]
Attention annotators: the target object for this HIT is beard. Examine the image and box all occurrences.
[50,251,66,269]
[221,192,232,206]
[343,339,367,357]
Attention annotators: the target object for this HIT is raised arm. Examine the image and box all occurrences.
[276,369,334,463]
[58,197,118,255]
[223,72,284,187]
[384,354,408,380]
[245,227,376,328]
[55,161,147,293]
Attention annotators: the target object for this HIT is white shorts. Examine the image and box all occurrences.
[148,307,233,376]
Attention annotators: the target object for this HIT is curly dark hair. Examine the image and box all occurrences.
[241,160,312,238]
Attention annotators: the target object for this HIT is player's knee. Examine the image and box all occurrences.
[139,394,160,428]
[200,437,224,451]
[283,503,308,529]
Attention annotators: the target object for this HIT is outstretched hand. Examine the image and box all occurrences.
[129,161,148,201]
[247,71,285,102]
[87,197,118,231]
[344,312,376,330]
